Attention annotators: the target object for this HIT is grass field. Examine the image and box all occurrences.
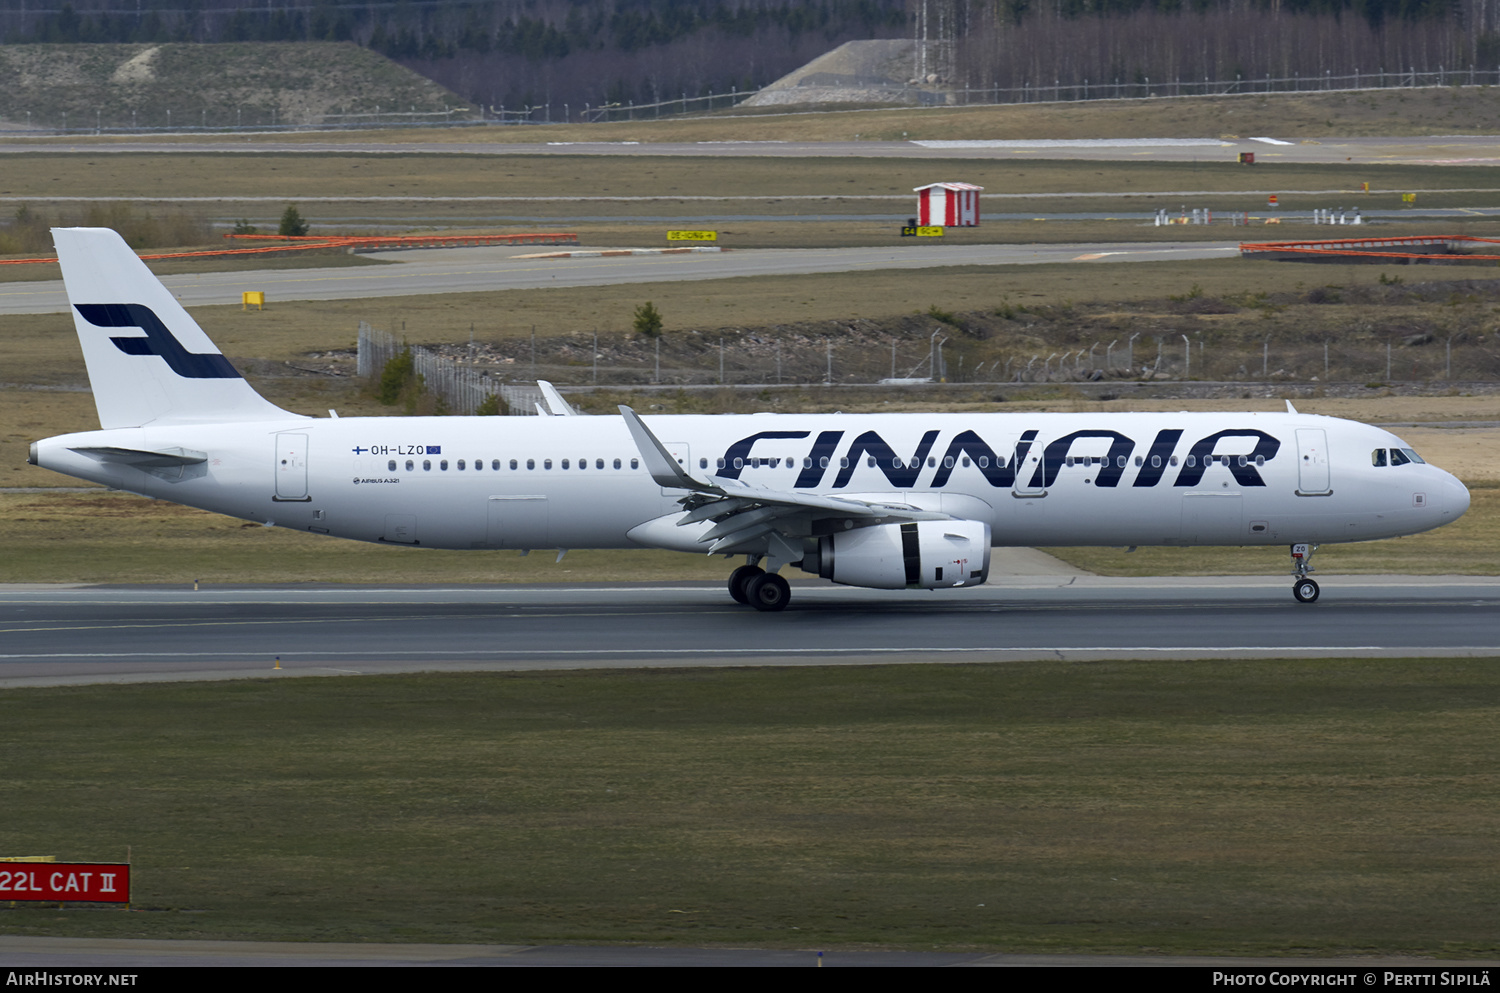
[69,85,1500,144]
[2,661,1498,955]
[4,152,1497,206]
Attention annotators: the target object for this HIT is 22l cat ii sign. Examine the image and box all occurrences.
[0,863,130,903]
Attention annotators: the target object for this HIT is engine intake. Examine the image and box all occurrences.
[800,519,991,590]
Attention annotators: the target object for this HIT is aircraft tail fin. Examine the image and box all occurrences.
[52,227,298,429]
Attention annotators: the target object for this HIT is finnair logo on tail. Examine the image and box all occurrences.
[75,303,241,379]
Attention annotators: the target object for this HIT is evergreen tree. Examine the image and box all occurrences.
[278,205,309,237]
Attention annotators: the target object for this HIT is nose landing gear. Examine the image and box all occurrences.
[1290,542,1319,603]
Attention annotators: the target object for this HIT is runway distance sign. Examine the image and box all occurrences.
[0,863,130,903]
[667,230,717,241]
[900,226,945,237]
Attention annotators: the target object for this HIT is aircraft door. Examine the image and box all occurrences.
[1295,429,1332,495]
[1013,445,1046,497]
[275,433,309,500]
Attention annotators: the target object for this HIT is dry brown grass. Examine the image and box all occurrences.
[3,151,1497,203]
[88,86,1500,144]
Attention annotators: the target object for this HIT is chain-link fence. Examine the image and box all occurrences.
[357,323,542,415]
[357,319,1500,398]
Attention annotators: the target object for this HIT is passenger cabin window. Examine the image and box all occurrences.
[422,460,431,471]
[388,460,397,471]
[493,460,501,471]
[457,460,466,470]
[405,459,414,471]
[614,458,622,469]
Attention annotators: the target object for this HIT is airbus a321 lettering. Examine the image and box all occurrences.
[28,228,1471,610]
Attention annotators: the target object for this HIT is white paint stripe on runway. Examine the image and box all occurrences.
[0,646,1435,660]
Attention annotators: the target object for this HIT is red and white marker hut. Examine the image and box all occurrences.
[915,182,983,227]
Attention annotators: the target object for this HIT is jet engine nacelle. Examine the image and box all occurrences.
[801,519,991,590]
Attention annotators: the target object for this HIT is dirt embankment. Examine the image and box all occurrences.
[0,42,473,130]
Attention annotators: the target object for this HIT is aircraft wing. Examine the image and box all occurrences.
[619,405,949,557]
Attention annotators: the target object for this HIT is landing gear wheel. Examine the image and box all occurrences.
[1293,578,1320,603]
[745,572,791,612]
[728,565,764,604]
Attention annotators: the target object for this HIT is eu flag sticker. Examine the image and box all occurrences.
[426,445,441,454]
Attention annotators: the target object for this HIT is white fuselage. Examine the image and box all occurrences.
[33,410,1470,552]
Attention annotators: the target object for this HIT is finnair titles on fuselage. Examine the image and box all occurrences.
[29,228,1470,611]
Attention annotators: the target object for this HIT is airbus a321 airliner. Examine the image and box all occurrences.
[28,228,1471,610]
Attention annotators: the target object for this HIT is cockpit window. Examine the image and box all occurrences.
[1374,448,1426,467]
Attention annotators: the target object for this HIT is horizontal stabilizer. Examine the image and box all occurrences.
[72,446,207,468]
[71,445,208,481]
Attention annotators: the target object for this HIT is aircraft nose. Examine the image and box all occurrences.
[1449,474,1472,521]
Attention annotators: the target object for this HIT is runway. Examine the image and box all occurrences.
[5,134,1500,165]
[3,575,1498,688]
[0,241,1239,314]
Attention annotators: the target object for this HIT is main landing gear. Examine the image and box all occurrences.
[727,560,791,612]
[1290,542,1320,603]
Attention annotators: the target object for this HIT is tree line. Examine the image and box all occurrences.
[943,0,1497,93]
[0,1,910,116]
